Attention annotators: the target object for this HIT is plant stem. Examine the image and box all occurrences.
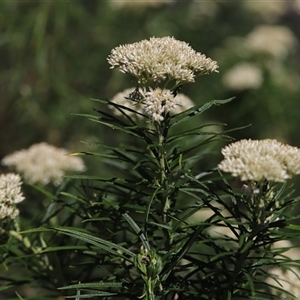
[156,122,170,225]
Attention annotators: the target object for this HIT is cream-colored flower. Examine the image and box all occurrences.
[143,88,176,122]
[0,204,19,220]
[222,63,263,90]
[245,25,297,59]
[266,267,300,299]
[218,139,300,182]
[107,36,218,86]
[110,87,194,122]
[0,173,24,220]
[2,143,86,186]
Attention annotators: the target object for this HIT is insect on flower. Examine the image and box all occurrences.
[172,85,182,97]
[125,87,144,103]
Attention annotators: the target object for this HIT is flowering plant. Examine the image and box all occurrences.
[2,36,300,300]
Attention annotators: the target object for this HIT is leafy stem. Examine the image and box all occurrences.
[155,118,171,226]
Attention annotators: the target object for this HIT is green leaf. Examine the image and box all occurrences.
[169,98,234,128]
[65,291,119,298]
[285,224,300,231]
[26,183,57,201]
[166,123,226,143]
[53,227,135,259]
[15,292,26,300]
[117,209,151,251]
[40,245,90,253]
[58,282,123,290]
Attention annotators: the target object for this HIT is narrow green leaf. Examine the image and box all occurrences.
[26,183,57,200]
[65,291,119,298]
[72,151,120,159]
[15,292,26,300]
[119,210,151,251]
[53,227,135,259]
[20,227,53,234]
[286,224,300,231]
[59,282,123,290]
[40,245,89,253]
[169,98,234,128]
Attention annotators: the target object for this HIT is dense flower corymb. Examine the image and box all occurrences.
[218,139,300,182]
[143,88,177,122]
[0,173,25,220]
[110,87,194,122]
[107,36,219,86]
[2,143,86,186]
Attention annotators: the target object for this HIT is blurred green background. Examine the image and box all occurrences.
[1,0,300,169]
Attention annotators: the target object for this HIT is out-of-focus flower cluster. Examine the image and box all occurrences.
[222,63,263,91]
[266,266,300,299]
[218,139,300,182]
[110,87,194,122]
[265,240,300,299]
[107,36,218,87]
[107,36,218,122]
[246,25,297,59]
[0,173,25,220]
[221,24,298,91]
[2,142,86,186]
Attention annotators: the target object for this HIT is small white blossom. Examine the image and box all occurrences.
[222,63,263,91]
[143,88,176,122]
[107,36,218,86]
[2,143,86,186]
[0,173,25,204]
[0,173,24,220]
[110,87,194,122]
[218,139,300,182]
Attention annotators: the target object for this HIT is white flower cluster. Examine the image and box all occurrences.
[222,63,263,91]
[246,25,297,59]
[218,139,300,182]
[143,88,177,122]
[110,87,194,122]
[2,142,86,186]
[0,173,25,220]
[107,36,218,86]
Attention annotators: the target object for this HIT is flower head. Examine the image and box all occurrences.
[222,63,263,91]
[142,88,176,122]
[110,87,194,122]
[2,143,86,186]
[107,36,218,86]
[0,173,25,220]
[218,139,300,182]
